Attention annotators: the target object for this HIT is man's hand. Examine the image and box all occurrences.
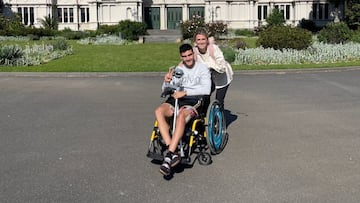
[164,67,174,83]
[173,91,186,99]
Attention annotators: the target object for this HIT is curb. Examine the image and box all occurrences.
[1,66,360,78]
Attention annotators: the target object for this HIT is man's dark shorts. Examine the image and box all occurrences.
[165,95,209,119]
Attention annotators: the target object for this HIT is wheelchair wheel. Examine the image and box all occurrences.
[206,100,228,154]
[198,152,212,165]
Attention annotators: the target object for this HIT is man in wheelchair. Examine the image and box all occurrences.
[154,43,211,176]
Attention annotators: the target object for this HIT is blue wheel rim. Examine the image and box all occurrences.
[207,104,224,151]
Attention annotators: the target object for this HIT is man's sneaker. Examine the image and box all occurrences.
[159,156,171,176]
[169,152,181,167]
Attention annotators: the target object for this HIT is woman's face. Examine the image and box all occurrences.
[195,34,208,51]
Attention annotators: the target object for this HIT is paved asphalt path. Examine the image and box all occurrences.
[1,68,360,202]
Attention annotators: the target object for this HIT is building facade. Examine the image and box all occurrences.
[3,0,343,31]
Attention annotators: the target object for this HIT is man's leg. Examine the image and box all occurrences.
[164,109,190,169]
[168,109,189,153]
[154,103,173,146]
[157,103,179,176]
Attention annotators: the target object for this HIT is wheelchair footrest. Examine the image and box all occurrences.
[146,151,163,162]
[180,157,192,165]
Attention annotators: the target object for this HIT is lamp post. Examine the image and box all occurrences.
[209,7,215,22]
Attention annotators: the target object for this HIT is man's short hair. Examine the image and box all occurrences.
[179,43,193,54]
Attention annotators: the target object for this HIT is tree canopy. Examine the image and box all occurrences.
[345,0,360,29]
[266,8,285,27]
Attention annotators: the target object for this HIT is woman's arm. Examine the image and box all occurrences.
[210,45,227,73]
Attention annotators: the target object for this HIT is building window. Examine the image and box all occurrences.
[80,7,90,22]
[325,4,329,19]
[69,8,74,22]
[215,6,220,20]
[80,8,85,22]
[87,8,90,22]
[312,3,329,20]
[17,7,22,20]
[285,5,290,20]
[16,7,34,26]
[64,8,68,22]
[58,8,63,22]
[127,7,132,19]
[264,6,268,20]
[29,7,34,25]
[58,7,75,23]
[319,4,323,19]
[258,5,268,20]
[24,7,28,25]
[312,4,317,19]
[189,7,205,18]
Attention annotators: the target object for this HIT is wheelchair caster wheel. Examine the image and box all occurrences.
[198,152,212,165]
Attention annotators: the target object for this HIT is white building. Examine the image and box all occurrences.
[3,0,343,31]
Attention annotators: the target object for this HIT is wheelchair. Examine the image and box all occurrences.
[146,77,228,166]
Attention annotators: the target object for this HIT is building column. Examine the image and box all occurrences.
[227,1,231,24]
[89,2,99,30]
[73,5,79,31]
[183,4,188,21]
[137,2,142,22]
[160,4,166,30]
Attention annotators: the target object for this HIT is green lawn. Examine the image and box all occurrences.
[1,40,360,72]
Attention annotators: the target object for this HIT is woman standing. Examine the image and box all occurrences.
[193,28,233,108]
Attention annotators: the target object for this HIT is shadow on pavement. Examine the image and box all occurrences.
[224,109,238,128]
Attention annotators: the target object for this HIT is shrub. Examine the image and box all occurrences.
[221,47,236,63]
[118,20,147,41]
[218,38,248,50]
[98,24,120,35]
[206,21,228,38]
[298,18,320,33]
[232,38,248,49]
[50,38,68,50]
[0,44,24,66]
[235,42,360,65]
[317,22,353,44]
[24,27,55,38]
[57,28,89,40]
[256,25,312,50]
[180,15,228,40]
[0,14,25,36]
[180,15,205,40]
[234,29,255,37]
[351,29,360,43]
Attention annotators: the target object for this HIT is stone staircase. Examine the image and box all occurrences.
[144,29,182,43]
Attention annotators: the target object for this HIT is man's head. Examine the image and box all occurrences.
[179,43,195,68]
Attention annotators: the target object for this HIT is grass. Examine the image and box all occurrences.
[1,39,360,72]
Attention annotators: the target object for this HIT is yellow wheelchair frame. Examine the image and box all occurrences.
[147,99,228,166]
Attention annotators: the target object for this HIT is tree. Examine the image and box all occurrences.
[344,0,360,30]
[39,15,58,30]
[266,8,285,27]
[0,0,4,14]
